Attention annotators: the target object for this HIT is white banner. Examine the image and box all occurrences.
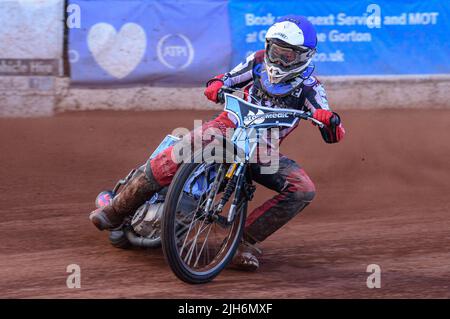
[0,0,64,75]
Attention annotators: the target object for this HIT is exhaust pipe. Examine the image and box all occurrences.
[124,227,161,248]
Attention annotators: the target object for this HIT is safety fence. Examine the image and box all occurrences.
[67,0,450,86]
[0,0,449,116]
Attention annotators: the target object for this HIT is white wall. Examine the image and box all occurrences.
[0,1,449,116]
[0,0,64,117]
[0,0,63,60]
[55,75,450,113]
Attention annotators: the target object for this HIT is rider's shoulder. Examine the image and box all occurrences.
[241,50,264,65]
[302,75,319,87]
[299,63,321,87]
[253,50,265,63]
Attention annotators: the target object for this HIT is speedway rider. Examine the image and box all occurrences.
[90,15,346,271]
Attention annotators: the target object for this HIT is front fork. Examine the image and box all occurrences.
[211,163,255,227]
[206,128,258,225]
[223,128,258,223]
[226,163,245,223]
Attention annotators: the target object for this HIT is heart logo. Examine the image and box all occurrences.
[87,23,146,79]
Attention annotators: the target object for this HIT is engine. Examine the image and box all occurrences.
[131,201,164,238]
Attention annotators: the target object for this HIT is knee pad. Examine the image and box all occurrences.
[301,190,316,203]
[288,181,316,203]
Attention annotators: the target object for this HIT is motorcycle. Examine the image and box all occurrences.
[95,87,325,284]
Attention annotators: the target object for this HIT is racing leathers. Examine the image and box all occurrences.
[149,50,345,244]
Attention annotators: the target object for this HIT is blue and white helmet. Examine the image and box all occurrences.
[265,15,318,83]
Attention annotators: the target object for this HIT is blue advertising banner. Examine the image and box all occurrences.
[229,0,450,75]
[68,0,231,86]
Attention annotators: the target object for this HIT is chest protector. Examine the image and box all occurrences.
[252,63,315,109]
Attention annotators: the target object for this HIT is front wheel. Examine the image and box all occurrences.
[161,161,247,284]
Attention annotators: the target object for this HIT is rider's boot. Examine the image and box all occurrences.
[230,240,261,271]
[89,168,162,231]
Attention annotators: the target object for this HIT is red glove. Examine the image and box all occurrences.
[313,109,335,126]
[204,74,224,103]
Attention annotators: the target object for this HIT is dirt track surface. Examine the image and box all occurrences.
[0,109,449,298]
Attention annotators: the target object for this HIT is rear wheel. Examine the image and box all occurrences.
[161,161,247,284]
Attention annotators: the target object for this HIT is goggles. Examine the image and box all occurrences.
[267,42,312,68]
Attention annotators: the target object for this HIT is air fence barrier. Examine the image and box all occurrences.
[0,0,449,116]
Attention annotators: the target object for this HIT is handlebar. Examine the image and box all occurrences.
[218,86,326,129]
[217,86,254,104]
